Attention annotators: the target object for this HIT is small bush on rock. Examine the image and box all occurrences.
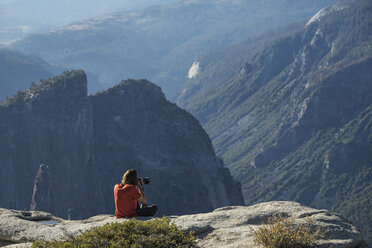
[253,215,323,248]
[32,217,196,248]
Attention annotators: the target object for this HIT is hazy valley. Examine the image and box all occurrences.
[8,0,334,97]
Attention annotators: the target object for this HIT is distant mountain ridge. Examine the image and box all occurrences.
[0,70,243,219]
[178,0,372,244]
[0,49,54,101]
[9,0,335,97]
[0,0,177,44]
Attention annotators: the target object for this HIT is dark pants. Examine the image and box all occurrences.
[136,204,157,217]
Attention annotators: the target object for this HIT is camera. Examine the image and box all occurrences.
[139,177,150,184]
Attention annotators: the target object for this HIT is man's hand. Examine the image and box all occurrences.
[139,177,144,186]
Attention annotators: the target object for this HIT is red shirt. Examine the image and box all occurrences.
[114,184,141,218]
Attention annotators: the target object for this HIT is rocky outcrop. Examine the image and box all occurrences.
[90,78,244,216]
[0,70,99,219]
[30,164,53,211]
[0,201,366,248]
[0,70,243,219]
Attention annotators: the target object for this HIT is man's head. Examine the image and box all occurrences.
[122,169,138,185]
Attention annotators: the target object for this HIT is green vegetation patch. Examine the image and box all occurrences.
[32,217,196,248]
[253,215,323,248]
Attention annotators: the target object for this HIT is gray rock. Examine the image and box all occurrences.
[30,164,53,211]
[172,201,367,248]
[0,201,366,248]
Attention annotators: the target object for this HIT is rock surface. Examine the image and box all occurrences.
[0,201,366,248]
[30,164,52,212]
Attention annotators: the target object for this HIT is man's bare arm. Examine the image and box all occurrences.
[137,185,147,205]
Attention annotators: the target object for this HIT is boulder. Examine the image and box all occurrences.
[0,201,366,248]
[172,201,367,248]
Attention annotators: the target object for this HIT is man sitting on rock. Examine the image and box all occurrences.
[114,169,157,218]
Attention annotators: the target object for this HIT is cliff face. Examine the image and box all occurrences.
[0,71,243,219]
[0,71,101,219]
[91,79,243,215]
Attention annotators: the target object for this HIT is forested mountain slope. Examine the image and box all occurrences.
[178,0,372,244]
